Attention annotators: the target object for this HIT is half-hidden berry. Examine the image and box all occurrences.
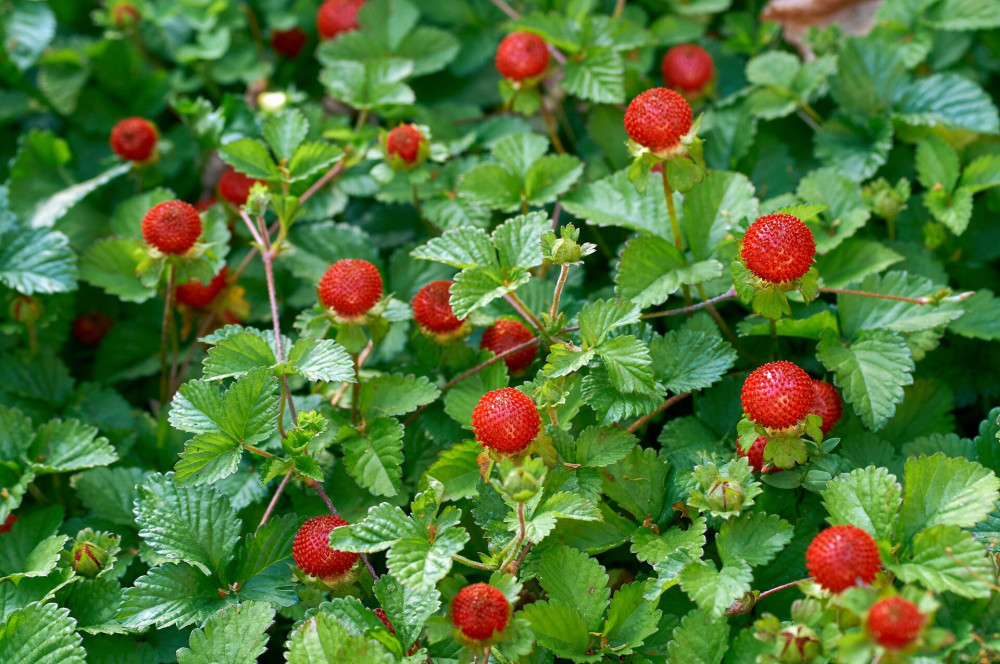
[661,43,714,93]
[385,124,426,167]
[481,319,536,374]
[292,515,359,583]
[495,32,550,82]
[624,87,693,154]
[737,436,774,474]
[318,259,383,318]
[142,200,202,255]
[811,379,843,436]
[451,583,510,641]
[176,267,228,309]
[373,608,395,633]
[194,196,217,212]
[806,524,881,593]
[110,118,158,162]
[741,213,816,284]
[471,387,541,455]
[412,280,463,334]
[741,361,814,430]
[218,167,266,208]
[868,596,923,649]
[72,311,114,347]
[271,26,308,58]
[0,515,18,534]
[317,0,365,40]
[112,3,140,29]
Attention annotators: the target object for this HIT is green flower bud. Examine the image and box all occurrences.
[72,541,109,577]
[8,295,42,325]
[551,237,583,265]
[706,479,744,513]
[775,625,821,663]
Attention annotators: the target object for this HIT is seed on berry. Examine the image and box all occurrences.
[142,200,202,254]
[412,280,463,334]
[741,213,816,284]
[741,361,814,429]
[451,583,509,641]
[471,387,541,455]
[481,319,536,374]
[292,515,359,582]
[624,88,693,154]
[806,524,881,593]
[318,259,383,318]
[495,32,550,82]
[110,118,158,162]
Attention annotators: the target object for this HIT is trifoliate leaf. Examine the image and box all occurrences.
[0,602,84,664]
[716,512,793,568]
[899,453,1000,542]
[176,601,275,664]
[888,524,993,599]
[679,559,753,618]
[822,466,902,541]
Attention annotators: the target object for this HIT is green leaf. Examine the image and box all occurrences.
[534,545,609,630]
[0,214,77,295]
[119,563,224,630]
[79,237,156,303]
[822,466,902,541]
[595,335,657,395]
[561,168,672,238]
[828,36,908,118]
[287,337,355,383]
[234,514,297,583]
[650,330,738,394]
[679,560,753,618]
[895,73,1000,134]
[0,507,67,582]
[578,299,642,347]
[616,235,723,308]
[518,491,601,542]
[171,368,279,442]
[916,136,961,193]
[837,272,965,338]
[373,574,440,650]
[425,440,480,500]
[925,0,1000,29]
[342,417,404,497]
[443,353,508,428]
[288,142,342,182]
[603,581,661,654]
[30,161,132,229]
[176,601,275,664]
[451,265,530,319]
[563,47,624,103]
[683,170,758,262]
[457,164,523,212]
[1,0,56,70]
[814,115,893,182]
[261,109,308,163]
[410,227,496,269]
[29,418,117,474]
[573,426,638,468]
[202,329,279,380]
[524,156,584,207]
[491,212,548,272]
[925,186,973,235]
[361,374,439,418]
[950,289,1000,341]
[888,525,993,599]
[899,453,1000,542]
[716,513,794,568]
[0,602,84,664]
[383,516,468,592]
[797,168,870,254]
[959,154,1000,193]
[286,611,395,664]
[319,59,415,110]
[601,446,669,521]
[74,467,149,528]
[218,139,279,181]
[632,518,707,566]
[521,601,594,661]
[813,238,903,288]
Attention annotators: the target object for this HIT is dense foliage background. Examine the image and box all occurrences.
[2,0,1000,662]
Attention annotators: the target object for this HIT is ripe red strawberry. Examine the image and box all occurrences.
[142,200,202,254]
[412,280,463,334]
[318,259,383,318]
[481,319,536,374]
[194,196,217,212]
[495,32,550,82]
[741,361,814,429]
[806,524,881,593]
[624,88,693,154]
[385,124,425,167]
[0,515,18,534]
[661,43,714,93]
[292,515,359,582]
[811,379,843,436]
[737,436,774,474]
[112,3,140,28]
[868,596,923,649]
[110,117,158,162]
[317,0,365,40]
[471,387,541,455]
[176,267,228,309]
[218,167,265,208]
[451,583,510,641]
[72,311,114,347]
[741,213,816,284]
[271,27,308,58]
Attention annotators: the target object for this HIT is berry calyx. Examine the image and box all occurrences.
[318,259,383,318]
[72,311,114,347]
[385,124,426,168]
[292,515,359,583]
[806,524,881,593]
[741,361,814,430]
[471,387,541,455]
[624,88,693,154]
[451,583,510,641]
[176,267,228,309]
[741,213,816,284]
[0,515,18,534]
[737,436,774,474]
[495,32,550,83]
[811,380,843,436]
[142,200,202,255]
[868,596,923,649]
[218,167,266,208]
[412,280,463,334]
[110,118,158,162]
[111,3,140,29]
[481,319,536,374]
[661,44,714,93]
[317,0,365,40]
[271,27,308,58]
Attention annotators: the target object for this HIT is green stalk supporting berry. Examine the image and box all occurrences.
[158,264,176,408]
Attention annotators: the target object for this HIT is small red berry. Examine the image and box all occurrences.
[481,319,536,374]
[318,259,383,318]
[741,213,816,284]
[142,200,202,255]
[661,44,714,93]
[385,124,425,166]
[292,515,359,582]
[176,267,228,309]
[373,608,395,633]
[72,311,114,347]
[624,88,693,154]
[317,0,365,40]
[451,583,509,641]
[806,524,881,593]
[495,32,550,82]
[0,515,18,534]
[737,436,774,474]
[412,280,463,334]
[194,196,217,212]
[218,167,265,208]
[111,3,140,28]
[271,27,308,58]
[741,361,814,429]
[811,380,843,436]
[471,387,541,455]
[110,118,158,162]
[868,596,923,649]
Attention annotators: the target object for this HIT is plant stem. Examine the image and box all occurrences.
[613,0,626,17]
[756,578,810,603]
[243,443,276,458]
[626,392,688,433]
[886,214,897,241]
[799,102,823,124]
[354,109,369,132]
[504,291,545,332]
[299,158,348,205]
[661,173,693,308]
[309,480,379,580]
[550,265,570,320]
[818,287,957,305]
[539,100,565,154]
[239,209,267,247]
[259,471,293,528]
[641,287,739,318]
[452,554,496,571]
[159,264,176,408]
[796,108,821,132]
[501,503,528,573]
[695,283,753,361]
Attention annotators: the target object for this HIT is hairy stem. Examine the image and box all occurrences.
[259,471,293,528]
[641,287,739,318]
[539,100,565,154]
[299,158,348,205]
[504,291,545,332]
[613,0,626,17]
[158,264,176,408]
[818,287,973,305]
[756,578,811,602]
[662,173,693,308]
[550,265,570,320]
[626,392,689,433]
[452,554,496,571]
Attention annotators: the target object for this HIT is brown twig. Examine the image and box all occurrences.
[641,287,739,318]
[626,392,689,433]
[818,287,974,305]
[299,159,347,204]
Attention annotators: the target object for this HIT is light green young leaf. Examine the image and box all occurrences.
[410,227,496,269]
[79,237,158,303]
[524,155,584,206]
[596,335,657,395]
[261,109,308,163]
[373,574,440,650]
[601,446,669,522]
[450,265,529,319]
[960,153,1000,193]
[822,466,902,541]
[561,169,672,238]
[578,299,642,347]
[491,212,548,272]
[176,601,276,664]
[285,612,395,664]
[319,58,415,110]
[218,139,279,181]
[573,426,638,468]
[286,337,355,383]
[916,135,960,192]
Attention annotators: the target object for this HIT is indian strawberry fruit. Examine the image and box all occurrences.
[385,124,426,167]
[741,361,814,429]
[811,379,843,435]
[624,88,693,154]
[495,32,550,82]
[292,515,359,582]
[741,213,816,284]
[142,200,202,254]
[194,196,217,212]
[661,43,714,93]
[176,267,228,309]
[737,436,773,474]
[72,311,114,347]
[806,524,881,593]
[868,596,923,649]
[373,608,394,633]
[318,259,383,318]
[218,167,265,208]
[111,3,140,29]
[0,515,18,534]
[481,319,536,374]
[471,387,541,454]
[110,117,157,162]
[317,0,364,40]
[451,583,510,641]
[271,26,308,58]
[412,280,463,334]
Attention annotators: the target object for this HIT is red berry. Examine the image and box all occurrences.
[624,88,693,154]
[451,583,509,641]
[661,44,714,93]
[318,259,383,318]
[741,361,814,429]
[0,515,18,534]
[737,436,774,474]
[112,3,140,28]
[471,387,540,455]
[741,213,816,284]
[142,200,202,255]
[176,267,228,309]
[110,118,158,162]
[806,524,881,593]
[385,124,425,166]
[868,596,923,649]
[481,319,536,374]
[811,380,843,436]
[292,515,359,582]
[495,32,550,82]
[194,196,217,212]
[412,280,463,334]
[317,0,365,40]
[218,167,265,208]
[373,608,395,633]
[72,311,114,347]
[271,27,308,58]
